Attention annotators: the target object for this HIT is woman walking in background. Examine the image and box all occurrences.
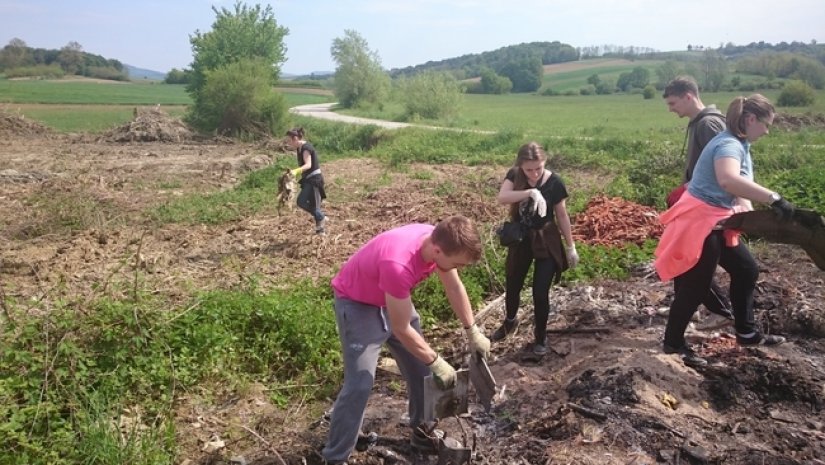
[286,127,327,234]
[491,142,578,355]
[655,94,795,367]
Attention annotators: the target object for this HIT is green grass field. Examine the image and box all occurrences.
[0,79,334,132]
[542,60,665,92]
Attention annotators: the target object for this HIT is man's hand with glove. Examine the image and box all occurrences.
[290,167,303,177]
[528,189,547,217]
[465,324,491,359]
[428,355,456,390]
[566,244,579,269]
[770,195,795,222]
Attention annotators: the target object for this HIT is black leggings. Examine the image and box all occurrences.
[664,231,759,348]
[505,240,558,345]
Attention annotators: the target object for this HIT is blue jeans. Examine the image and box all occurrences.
[297,181,324,222]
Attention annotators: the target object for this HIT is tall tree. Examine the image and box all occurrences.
[655,61,682,88]
[186,1,288,136]
[701,50,728,92]
[187,1,288,98]
[58,41,83,74]
[0,38,30,70]
[330,30,390,108]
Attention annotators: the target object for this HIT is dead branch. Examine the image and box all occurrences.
[567,402,607,422]
[241,425,287,465]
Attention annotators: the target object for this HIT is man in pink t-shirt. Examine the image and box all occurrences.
[322,215,491,464]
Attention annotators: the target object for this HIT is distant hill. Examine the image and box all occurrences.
[125,64,166,81]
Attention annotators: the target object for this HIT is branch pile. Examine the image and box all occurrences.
[100,106,194,143]
[0,109,51,137]
[572,195,663,246]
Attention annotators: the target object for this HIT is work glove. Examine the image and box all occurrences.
[566,244,579,269]
[528,189,547,217]
[291,167,303,177]
[428,355,456,390]
[465,324,491,359]
[770,196,795,222]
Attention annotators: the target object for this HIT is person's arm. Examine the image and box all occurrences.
[297,150,312,172]
[436,268,474,328]
[437,267,491,358]
[385,293,438,364]
[554,199,575,247]
[497,178,532,205]
[714,157,776,204]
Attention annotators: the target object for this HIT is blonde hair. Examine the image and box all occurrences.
[726,94,774,139]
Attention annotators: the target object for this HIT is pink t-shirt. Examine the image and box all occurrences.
[331,224,437,307]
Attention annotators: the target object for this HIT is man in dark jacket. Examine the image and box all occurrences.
[663,76,734,327]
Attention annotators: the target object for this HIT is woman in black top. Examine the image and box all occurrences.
[286,127,327,234]
[492,142,578,355]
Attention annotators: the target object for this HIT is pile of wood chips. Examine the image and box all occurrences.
[572,195,664,246]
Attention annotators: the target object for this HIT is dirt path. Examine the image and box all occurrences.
[289,102,416,129]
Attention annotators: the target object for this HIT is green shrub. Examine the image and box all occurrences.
[3,64,64,79]
[186,58,288,137]
[642,84,656,99]
[398,71,463,120]
[777,80,815,107]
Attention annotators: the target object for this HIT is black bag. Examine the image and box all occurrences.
[497,221,525,247]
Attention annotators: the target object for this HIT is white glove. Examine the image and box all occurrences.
[566,245,579,269]
[528,189,547,217]
[465,324,491,359]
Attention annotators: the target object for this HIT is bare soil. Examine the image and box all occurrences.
[1,110,823,465]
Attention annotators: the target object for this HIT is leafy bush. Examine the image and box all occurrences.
[3,64,64,79]
[777,80,815,107]
[642,85,656,99]
[186,58,287,137]
[398,71,463,120]
[765,167,825,213]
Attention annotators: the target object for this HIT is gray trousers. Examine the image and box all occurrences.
[322,295,430,463]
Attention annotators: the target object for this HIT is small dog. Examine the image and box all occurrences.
[277,169,297,215]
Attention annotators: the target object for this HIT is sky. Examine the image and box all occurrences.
[1,0,824,76]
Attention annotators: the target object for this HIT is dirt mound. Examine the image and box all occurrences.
[773,112,825,131]
[573,195,664,246]
[100,106,195,143]
[0,109,52,137]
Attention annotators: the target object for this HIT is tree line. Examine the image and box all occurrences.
[0,38,128,81]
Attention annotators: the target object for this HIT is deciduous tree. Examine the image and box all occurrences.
[186,1,288,136]
[330,30,390,108]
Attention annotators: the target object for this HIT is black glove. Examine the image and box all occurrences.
[770,197,795,221]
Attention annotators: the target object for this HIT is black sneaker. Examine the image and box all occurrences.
[315,217,327,235]
[491,318,519,342]
[736,333,786,346]
[663,344,708,367]
[532,343,548,356]
[410,426,443,455]
[355,431,378,452]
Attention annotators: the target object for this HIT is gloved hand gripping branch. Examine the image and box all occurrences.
[770,195,795,222]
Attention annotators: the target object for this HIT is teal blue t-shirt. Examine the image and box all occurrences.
[687,130,753,209]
